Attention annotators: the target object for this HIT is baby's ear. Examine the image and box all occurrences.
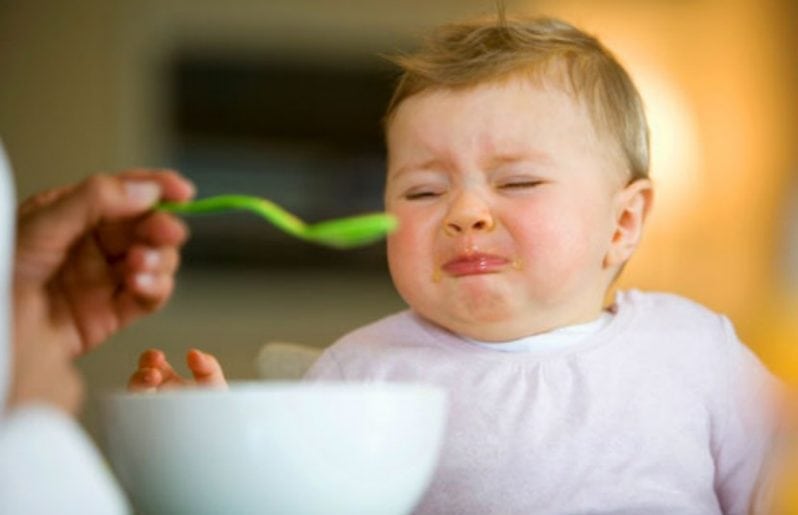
[604,179,653,268]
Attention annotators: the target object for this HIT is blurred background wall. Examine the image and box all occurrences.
[1,0,796,442]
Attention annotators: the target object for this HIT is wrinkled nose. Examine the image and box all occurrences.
[443,191,495,236]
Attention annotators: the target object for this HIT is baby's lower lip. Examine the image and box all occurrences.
[441,254,510,277]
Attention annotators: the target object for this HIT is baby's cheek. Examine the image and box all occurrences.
[517,220,595,276]
[387,224,416,262]
[390,219,445,305]
[388,210,437,256]
[387,228,426,282]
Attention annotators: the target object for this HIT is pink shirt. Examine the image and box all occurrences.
[305,290,780,514]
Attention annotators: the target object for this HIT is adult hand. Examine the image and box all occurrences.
[8,170,194,412]
[127,348,228,392]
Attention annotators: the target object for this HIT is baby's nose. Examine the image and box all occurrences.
[443,193,495,236]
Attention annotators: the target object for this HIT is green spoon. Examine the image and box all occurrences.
[157,195,397,249]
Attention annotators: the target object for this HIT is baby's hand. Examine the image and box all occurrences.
[127,348,227,392]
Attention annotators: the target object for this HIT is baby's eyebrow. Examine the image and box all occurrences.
[389,158,448,180]
[484,152,552,169]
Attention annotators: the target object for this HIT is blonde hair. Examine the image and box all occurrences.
[384,15,650,180]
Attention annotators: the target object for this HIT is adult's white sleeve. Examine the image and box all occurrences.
[0,405,130,514]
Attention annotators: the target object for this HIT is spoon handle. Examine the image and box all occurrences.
[157,194,396,249]
[157,195,306,235]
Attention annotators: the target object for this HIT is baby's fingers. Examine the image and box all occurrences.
[127,367,164,393]
[128,349,185,392]
[187,349,227,388]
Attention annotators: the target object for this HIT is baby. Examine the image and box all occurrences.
[129,15,781,514]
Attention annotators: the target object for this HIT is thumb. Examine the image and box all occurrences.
[17,175,162,257]
[186,349,227,388]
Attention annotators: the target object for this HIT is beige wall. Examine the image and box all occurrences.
[0,0,119,194]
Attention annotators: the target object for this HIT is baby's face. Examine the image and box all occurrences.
[385,77,644,341]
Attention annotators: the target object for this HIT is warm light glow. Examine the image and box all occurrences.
[633,66,703,222]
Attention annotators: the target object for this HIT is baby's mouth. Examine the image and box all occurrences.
[440,253,511,277]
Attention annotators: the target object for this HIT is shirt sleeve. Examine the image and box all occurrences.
[712,317,784,515]
[0,404,130,514]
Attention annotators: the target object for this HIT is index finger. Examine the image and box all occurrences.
[17,170,195,261]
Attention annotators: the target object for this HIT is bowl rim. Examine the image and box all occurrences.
[100,380,446,402]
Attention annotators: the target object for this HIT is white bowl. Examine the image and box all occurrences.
[100,382,447,515]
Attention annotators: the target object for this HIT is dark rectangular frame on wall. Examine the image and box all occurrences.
[168,51,398,271]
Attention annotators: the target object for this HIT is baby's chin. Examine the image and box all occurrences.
[422,297,532,341]
[419,285,587,341]
[439,316,532,342]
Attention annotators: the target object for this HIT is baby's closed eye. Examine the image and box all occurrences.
[495,178,545,190]
[403,186,446,200]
